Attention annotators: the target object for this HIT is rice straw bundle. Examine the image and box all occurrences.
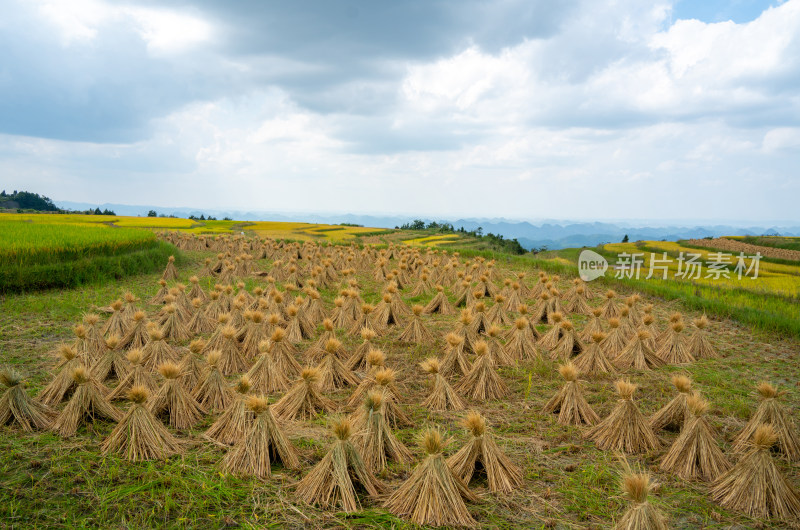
[102,299,129,339]
[656,322,694,365]
[350,303,381,337]
[481,325,513,366]
[348,368,411,428]
[585,380,661,454]
[615,469,668,530]
[38,346,83,406]
[295,417,385,512]
[530,291,552,324]
[456,341,509,401]
[440,333,472,378]
[420,358,465,411]
[263,311,284,338]
[121,291,141,317]
[162,255,178,281]
[272,367,337,421]
[108,349,159,400]
[453,279,474,308]
[141,326,180,372]
[51,366,121,437]
[203,291,226,322]
[70,324,97,365]
[246,340,290,394]
[316,338,360,391]
[504,318,539,361]
[660,394,730,481]
[83,313,106,359]
[550,321,584,361]
[638,314,658,350]
[353,391,412,473]
[451,310,476,354]
[267,327,302,379]
[222,396,300,478]
[580,308,605,343]
[614,330,665,371]
[160,303,191,342]
[732,382,800,461]
[187,297,214,335]
[177,339,206,390]
[303,288,328,324]
[119,311,150,351]
[601,318,628,359]
[617,307,637,340]
[387,283,412,317]
[573,332,616,376]
[149,362,206,430]
[239,311,267,360]
[537,312,564,351]
[0,368,54,431]
[688,315,718,359]
[503,282,524,312]
[447,411,523,493]
[468,301,490,336]
[205,376,254,445]
[214,325,250,375]
[409,271,433,297]
[188,275,208,303]
[306,319,341,363]
[566,286,592,314]
[384,428,477,527]
[424,285,455,315]
[331,296,355,329]
[101,386,182,461]
[397,305,434,344]
[543,363,599,426]
[711,424,800,520]
[193,350,235,412]
[649,375,693,432]
[601,290,620,319]
[345,328,377,371]
[90,335,130,382]
[150,279,170,305]
[485,295,512,326]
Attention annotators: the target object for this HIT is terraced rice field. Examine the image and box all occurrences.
[686,237,800,262]
[0,217,173,292]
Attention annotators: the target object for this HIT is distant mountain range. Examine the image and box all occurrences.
[56,200,800,251]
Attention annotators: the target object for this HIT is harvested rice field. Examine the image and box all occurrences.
[1,232,799,528]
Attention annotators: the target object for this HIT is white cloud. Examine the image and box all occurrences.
[2,0,798,221]
[762,127,800,152]
[34,0,212,54]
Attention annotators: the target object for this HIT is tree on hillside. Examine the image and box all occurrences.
[622,234,629,243]
[3,191,59,211]
[147,210,157,217]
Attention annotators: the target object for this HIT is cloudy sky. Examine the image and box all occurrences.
[1,0,798,222]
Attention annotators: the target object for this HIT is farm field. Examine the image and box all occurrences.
[0,212,395,243]
[1,232,799,528]
[687,237,800,262]
[0,218,175,293]
[537,239,800,339]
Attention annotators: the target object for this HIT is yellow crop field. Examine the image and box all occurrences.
[403,234,462,247]
[113,217,197,228]
[0,213,390,243]
[600,241,800,297]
